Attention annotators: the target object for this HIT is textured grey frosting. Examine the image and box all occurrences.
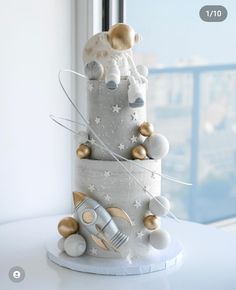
[72,79,163,259]
[87,80,146,160]
[75,159,161,258]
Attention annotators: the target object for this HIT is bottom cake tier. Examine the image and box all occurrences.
[74,159,163,259]
[47,233,183,275]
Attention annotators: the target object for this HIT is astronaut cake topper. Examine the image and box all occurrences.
[83,23,148,108]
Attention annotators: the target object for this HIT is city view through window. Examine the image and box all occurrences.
[127,0,236,223]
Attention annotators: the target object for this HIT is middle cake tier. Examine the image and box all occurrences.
[87,80,146,160]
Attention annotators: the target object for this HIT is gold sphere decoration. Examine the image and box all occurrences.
[58,217,79,238]
[143,215,159,231]
[76,144,91,159]
[131,145,147,160]
[139,122,154,137]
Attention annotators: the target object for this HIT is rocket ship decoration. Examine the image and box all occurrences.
[73,192,132,251]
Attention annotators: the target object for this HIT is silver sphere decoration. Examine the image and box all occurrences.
[149,196,170,217]
[84,61,104,80]
[64,234,87,257]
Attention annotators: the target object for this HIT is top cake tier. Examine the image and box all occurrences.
[87,79,146,160]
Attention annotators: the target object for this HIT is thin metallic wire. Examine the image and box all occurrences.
[89,140,191,186]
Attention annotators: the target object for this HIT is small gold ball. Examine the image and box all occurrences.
[76,144,91,159]
[131,145,147,160]
[58,217,79,238]
[139,122,154,137]
[143,215,159,230]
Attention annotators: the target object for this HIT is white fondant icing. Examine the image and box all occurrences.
[89,247,98,256]
[118,143,125,151]
[112,104,121,113]
[104,193,111,202]
[133,200,142,209]
[88,184,95,192]
[104,170,111,177]
[130,135,138,143]
[136,231,145,239]
[94,117,101,124]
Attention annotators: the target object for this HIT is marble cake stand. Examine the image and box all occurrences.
[47,237,183,276]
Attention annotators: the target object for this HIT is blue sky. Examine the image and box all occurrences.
[127,0,236,65]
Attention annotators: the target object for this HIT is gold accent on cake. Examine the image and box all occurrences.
[131,145,147,160]
[91,234,109,251]
[57,217,79,238]
[139,122,154,137]
[73,192,87,207]
[107,207,133,225]
[82,210,94,224]
[143,215,159,231]
[76,144,91,159]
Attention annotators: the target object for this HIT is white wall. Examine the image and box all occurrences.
[0,0,73,223]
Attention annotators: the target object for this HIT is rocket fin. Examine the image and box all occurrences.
[106,207,133,225]
[91,234,109,251]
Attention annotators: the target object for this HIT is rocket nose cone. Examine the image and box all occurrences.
[73,192,87,207]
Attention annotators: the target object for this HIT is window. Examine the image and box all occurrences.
[126,0,236,223]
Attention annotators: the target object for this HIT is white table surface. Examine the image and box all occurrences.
[1,215,236,290]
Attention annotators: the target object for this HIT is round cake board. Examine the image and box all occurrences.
[47,238,183,276]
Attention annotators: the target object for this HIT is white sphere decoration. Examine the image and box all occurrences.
[75,131,89,144]
[149,196,170,217]
[144,134,169,159]
[149,229,171,250]
[57,237,65,251]
[64,234,86,257]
